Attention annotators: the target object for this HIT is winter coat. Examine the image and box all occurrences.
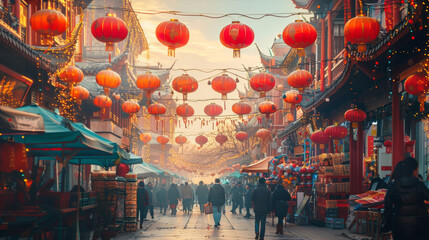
[196,185,209,204]
[137,186,149,209]
[231,185,245,202]
[168,186,181,205]
[156,188,168,204]
[145,187,154,205]
[272,186,291,218]
[244,186,254,208]
[208,183,226,207]
[180,185,194,200]
[385,176,429,240]
[251,183,272,215]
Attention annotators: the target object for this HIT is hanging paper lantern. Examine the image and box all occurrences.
[176,103,194,121]
[344,15,380,52]
[282,90,302,109]
[94,95,112,109]
[148,103,166,120]
[30,9,67,36]
[139,133,152,144]
[310,130,330,150]
[195,135,208,148]
[232,101,252,119]
[96,69,121,95]
[211,173,216,177]
[384,139,392,153]
[250,72,276,97]
[72,86,89,103]
[282,20,317,57]
[344,109,367,128]
[211,74,237,100]
[404,72,429,112]
[287,69,313,93]
[0,142,28,173]
[137,72,161,103]
[175,135,187,146]
[91,13,128,51]
[215,134,228,146]
[219,21,254,58]
[405,136,415,153]
[324,125,348,140]
[122,100,140,115]
[256,128,271,141]
[61,66,84,85]
[204,103,223,120]
[235,131,249,142]
[157,135,170,149]
[116,163,130,177]
[172,74,198,101]
[258,100,277,119]
[156,19,190,57]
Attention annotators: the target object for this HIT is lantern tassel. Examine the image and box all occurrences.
[168,47,175,57]
[297,48,305,57]
[419,94,426,112]
[233,49,240,58]
[357,44,367,53]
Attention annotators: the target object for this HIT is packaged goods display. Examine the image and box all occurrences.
[124,173,138,232]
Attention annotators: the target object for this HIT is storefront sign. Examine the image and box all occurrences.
[367,136,374,156]
[303,138,311,164]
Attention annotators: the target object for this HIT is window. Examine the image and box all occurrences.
[333,21,345,57]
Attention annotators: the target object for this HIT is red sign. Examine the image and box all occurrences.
[367,136,374,156]
[381,166,392,171]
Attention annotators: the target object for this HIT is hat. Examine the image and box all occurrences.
[258,177,266,184]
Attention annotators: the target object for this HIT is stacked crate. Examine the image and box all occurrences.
[124,173,138,232]
[91,171,119,230]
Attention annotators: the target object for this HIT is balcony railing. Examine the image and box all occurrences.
[0,5,20,37]
[83,45,110,60]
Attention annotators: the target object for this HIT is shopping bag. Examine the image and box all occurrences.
[170,204,176,209]
[204,203,213,214]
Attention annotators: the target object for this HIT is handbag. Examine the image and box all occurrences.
[204,203,213,214]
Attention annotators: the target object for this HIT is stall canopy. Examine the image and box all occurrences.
[140,162,164,175]
[242,156,274,173]
[0,106,45,133]
[133,164,158,178]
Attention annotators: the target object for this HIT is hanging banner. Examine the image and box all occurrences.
[367,136,374,156]
[303,138,311,164]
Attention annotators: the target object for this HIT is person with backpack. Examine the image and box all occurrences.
[251,178,272,240]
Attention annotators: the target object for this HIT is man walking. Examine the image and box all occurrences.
[144,182,155,220]
[156,184,168,215]
[252,178,272,240]
[137,181,149,229]
[208,179,226,228]
[244,183,254,218]
[181,182,194,214]
[196,181,209,213]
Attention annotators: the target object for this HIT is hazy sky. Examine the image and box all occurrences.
[130,0,306,137]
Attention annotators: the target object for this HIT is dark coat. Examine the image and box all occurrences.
[156,187,168,204]
[137,186,149,209]
[272,185,291,218]
[251,183,272,215]
[244,186,254,208]
[385,176,429,240]
[231,185,245,202]
[208,184,225,207]
[196,185,209,204]
[145,187,153,205]
[168,185,180,205]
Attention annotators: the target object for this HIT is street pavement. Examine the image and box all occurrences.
[114,205,350,240]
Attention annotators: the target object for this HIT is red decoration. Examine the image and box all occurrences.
[96,69,121,95]
[195,135,208,148]
[211,173,216,177]
[344,15,380,52]
[324,125,348,140]
[91,13,128,51]
[258,100,277,118]
[172,74,198,101]
[137,72,161,103]
[148,103,166,120]
[211,74,237,100]
[72,86,89,103]
[384,140,392,153]
[61,66,84,85]
[30,9,67,36]
[344,109,367,128]
[282,90,302,108]
[116,163,130,177]
[219,21,254,58]
[0,142,28,173]
[310,130,330,150]
[235,131,249,142]
[156,19,190,57]
[282,20,317,57]
[176,103,194,121]
[94,95,112,109]
[232,101,252,119]
[139,133,152,144]
[204,103,223,120]
[287,69,313,92]
[249,72,276,97]
[256,129,271,140]
[175,135,187,146]
[157,135,170,149]
[404,72,429,112]
[122,100,140,114]
[405,136,415,154]
[215,134,228,146]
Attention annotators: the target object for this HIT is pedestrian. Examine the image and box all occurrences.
[156,184,168,215]
[223,182,231,205]
[168,183,180,215]
[251,177,272,240]
[137,181,149,229]
[230,182,236,212]
[244,183,254,218]
[181,182,194,214]
[208,178,226,228]
[196,181,209,213]
[272,184,291,234]
[143,182,154,220]
[383,157,429,240]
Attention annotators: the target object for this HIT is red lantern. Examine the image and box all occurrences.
[137,72,161,103]
[211,173,216,177]
[344,15,380,52]
[285,113,294,122]
[310,130,330,150]
[195,135,208,148]
[219,21,254,58]
[258,101,277,119]
[283,90,302,109]
[256,129,271,141]
[30,9,67,36]
[282,20,317,57]
[405,136,415,154]
[157,135,170,149]
[175,135,187,146]
[139,133,152,144]
[91,13,128,51]
[287,69,313,92]
[61,66,84,85]
[94,95,112,109]
[116,163,130,177]
[215,134,228,146]
[344,109,367,128]
[156,19,190,57]
[0,142,28,173]
[122,100,140,115]
[324,125,348,140]
[204,103,223,120]
[148,103,166,120]
[96,69,121,95]
[232,101,252,119]
[384,140,392,154]
[235,132,249,142]
[404,72,429,112]
[172,74,198,101]
[250,72,276,97]
[211,74,237,100]
[176,103,194,121]
[72,86,89,104]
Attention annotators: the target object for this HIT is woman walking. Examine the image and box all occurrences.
[168,183,181,215]
[272,184,291,234]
